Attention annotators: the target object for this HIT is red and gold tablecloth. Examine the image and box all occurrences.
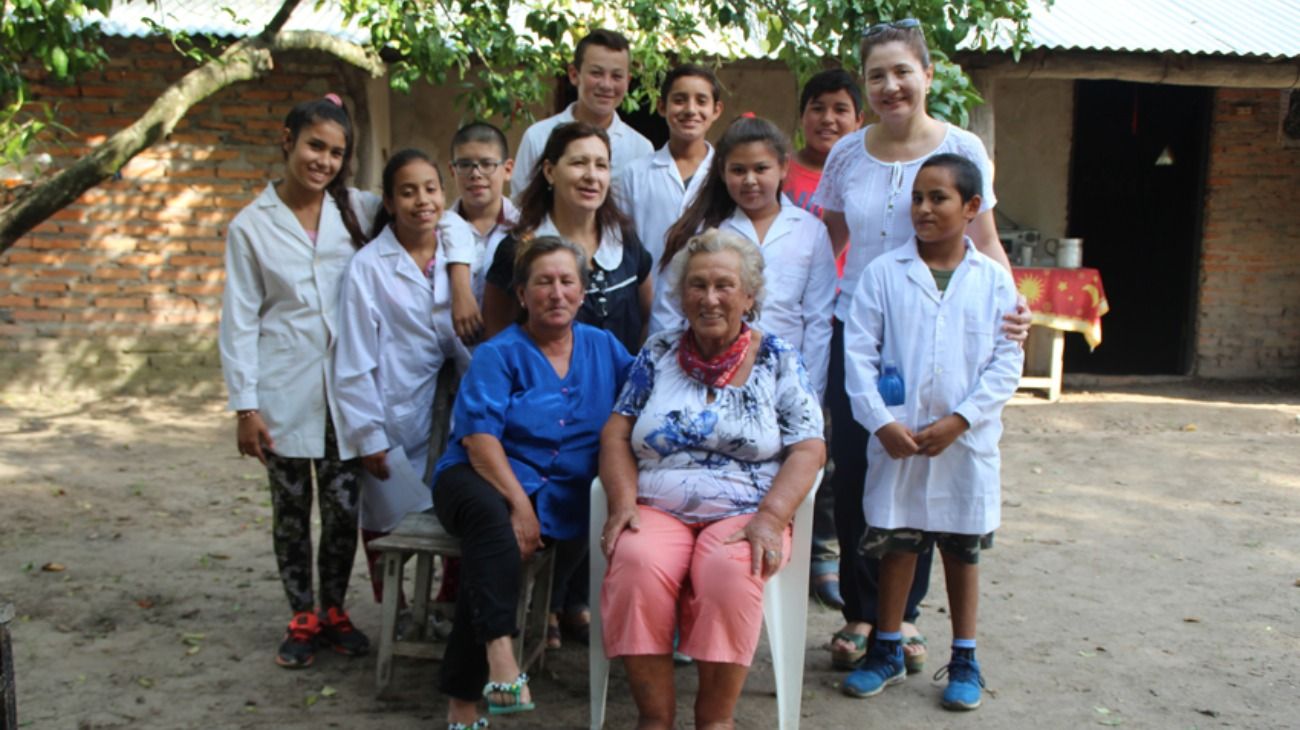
[1012,267,1109,350]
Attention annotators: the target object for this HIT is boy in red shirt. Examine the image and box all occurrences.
[785,69,864,611]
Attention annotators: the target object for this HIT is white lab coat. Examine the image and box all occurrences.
[450,197,519,305]
[617,143,714,267]
[219,183,380,459]
[333,226,466,531]
[649,200,837,399]
[844,237,1023,535]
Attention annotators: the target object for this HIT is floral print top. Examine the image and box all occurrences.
[613,329,824,523]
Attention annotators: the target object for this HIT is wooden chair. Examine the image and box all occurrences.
[371,512,555,697]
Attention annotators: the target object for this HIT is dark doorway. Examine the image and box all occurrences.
[1064,80,1212,374]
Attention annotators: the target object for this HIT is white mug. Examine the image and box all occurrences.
[1045,238,1083,268]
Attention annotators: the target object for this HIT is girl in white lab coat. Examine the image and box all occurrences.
[658,115,837,396]
[219,95,379,669]
[333,148,466,604]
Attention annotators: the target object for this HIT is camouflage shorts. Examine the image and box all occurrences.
[859,527,994,565]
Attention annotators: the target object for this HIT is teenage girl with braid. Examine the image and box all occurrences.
[219,95,380,669]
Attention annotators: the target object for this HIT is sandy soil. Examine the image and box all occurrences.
[2,381,1299,729]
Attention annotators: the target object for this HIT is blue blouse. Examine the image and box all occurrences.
[434,322,633,540]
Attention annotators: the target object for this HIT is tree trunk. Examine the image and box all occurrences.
[0,31,383,254]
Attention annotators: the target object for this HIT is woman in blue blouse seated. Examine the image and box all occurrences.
[598,228,826,728]
[432,236,632,728]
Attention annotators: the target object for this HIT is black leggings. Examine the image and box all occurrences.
[828,317,932,625]
[433,463,524,700]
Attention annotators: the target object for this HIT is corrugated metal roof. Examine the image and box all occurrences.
[1000,0,1300,59]
[90,0,369,44]
[93,0,1300,61]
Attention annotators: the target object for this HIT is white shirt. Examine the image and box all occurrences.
[617,143,714,267]
[509,102,654,200]
[649,200,837,399]
[844,237,1023,535]
[219,183,380,459]
[333,226,465,530]
[812,124,997,321]
[452,197,519,304]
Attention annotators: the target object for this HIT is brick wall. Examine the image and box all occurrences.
[0,38,353,393]
[1195,88,1300,378]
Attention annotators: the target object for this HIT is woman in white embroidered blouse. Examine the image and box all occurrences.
[810,20,1028,674]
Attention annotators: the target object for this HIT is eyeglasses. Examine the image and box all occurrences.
[862,18,920,37]
[451,159,502,175]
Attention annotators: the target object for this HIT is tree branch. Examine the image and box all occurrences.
[261,0,304,39]
[0,32,383,253]
[272,31,385,76]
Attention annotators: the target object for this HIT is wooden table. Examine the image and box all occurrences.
[1012,267,1109,401]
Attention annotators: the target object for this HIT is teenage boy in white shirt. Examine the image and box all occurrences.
[446,121,517,346]
[617,63,724,268]
[842,153,1022,711]
[510,29,653,198]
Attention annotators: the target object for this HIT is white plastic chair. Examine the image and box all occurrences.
[589,470,823,730]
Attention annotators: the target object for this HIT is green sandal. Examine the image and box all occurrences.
[830,631,869,670]
[483,673,535,716]
[448,719,489,730]
[903,633,928,674]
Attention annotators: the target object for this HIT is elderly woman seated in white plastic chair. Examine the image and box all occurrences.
[597,227,826,729]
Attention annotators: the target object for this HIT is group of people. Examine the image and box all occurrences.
[218,20,1027,730]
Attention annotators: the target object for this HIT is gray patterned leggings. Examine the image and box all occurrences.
[263,416,361,613]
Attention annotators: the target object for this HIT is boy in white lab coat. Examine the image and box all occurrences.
[841,153,1023,710]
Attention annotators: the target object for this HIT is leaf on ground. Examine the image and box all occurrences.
[21,562,34,573]
[207,553,231,560]
[1031,466,1043,474]
[319,686,337,697]
[136,598,155,609]
[1182,423,1197,431]
[305,693,319,707]
[137,677,154,689]
[1183,617,1201,623]
[41,562,66,572]
[1094,706,1111,715]
[186,645,201,656]
[1078,650,1096,657]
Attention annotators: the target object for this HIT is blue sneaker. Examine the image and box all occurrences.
[842,641,905,698]
[935,652,985,710]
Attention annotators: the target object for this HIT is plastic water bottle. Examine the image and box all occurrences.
[878,362,905,406]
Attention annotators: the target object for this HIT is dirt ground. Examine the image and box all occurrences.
[2,381,1299,730]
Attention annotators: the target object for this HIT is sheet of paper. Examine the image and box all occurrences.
[359,445,433,532]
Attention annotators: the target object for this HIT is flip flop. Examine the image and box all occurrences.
[830,630,868,670]
[483,673,535,715]
[903,633,928,674]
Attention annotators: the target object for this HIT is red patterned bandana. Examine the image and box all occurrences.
[678,323,752,388]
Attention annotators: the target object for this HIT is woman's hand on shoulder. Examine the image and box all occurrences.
[725,509,786,579]
[1002,294,1031,345]
[600,506,640,558]
[236,411,274,465]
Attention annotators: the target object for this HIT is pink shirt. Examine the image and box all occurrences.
[784,158,847,278]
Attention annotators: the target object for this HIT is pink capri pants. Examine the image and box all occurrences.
[600,505,792,666]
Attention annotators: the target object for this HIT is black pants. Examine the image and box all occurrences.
[434,463,523,701]
[828,317,932,625]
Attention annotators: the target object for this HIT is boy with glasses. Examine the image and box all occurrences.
[446,122,518,346]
